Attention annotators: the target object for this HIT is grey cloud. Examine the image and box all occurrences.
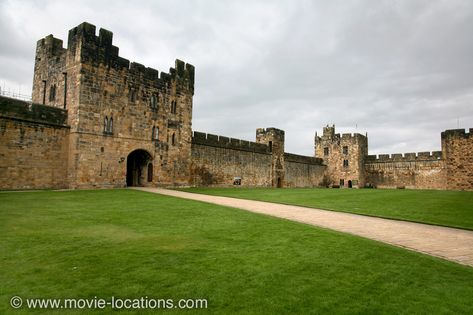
[0,0,471,156]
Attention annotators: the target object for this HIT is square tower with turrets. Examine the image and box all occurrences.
[32,22,195,188]
[315,125,368,188]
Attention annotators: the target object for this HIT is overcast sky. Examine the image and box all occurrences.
[1,0,472,155]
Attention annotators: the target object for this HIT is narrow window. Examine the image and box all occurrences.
[42,80,47,104]
[172,133,175,146]
[104,116,108,133]
[150,94,158,110]
[343,159,349,167]
[63,72,67,109]
[130,89,136,102]
[147,163,153,182]
[109,117,113,134]
[151,127,155,140]
[49,85,56,102]
[324,147,329,156]
[155,127,159,141]
[269,141,273,152]
[343,146,348,155]
[171,101,177,114]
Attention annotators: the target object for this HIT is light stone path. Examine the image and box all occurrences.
[133,187,473,267]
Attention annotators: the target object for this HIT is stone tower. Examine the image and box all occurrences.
[441,129,473,190]
[32,22,195,188]
[314,125,368,188]
[256,127,285,187]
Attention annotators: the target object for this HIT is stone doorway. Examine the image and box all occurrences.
[348,180,353,188]
[126,149,153,187]
[277,177,282,188]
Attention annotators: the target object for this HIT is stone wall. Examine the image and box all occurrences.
[442,129,473,190]
[0,96,69,189]
[191,131,272,186]
[364,152,446,189]
[284,153,326,187]
[190,131,326,187]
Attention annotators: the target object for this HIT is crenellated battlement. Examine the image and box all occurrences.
[341,133,367,142]
[192,131,270,154]
[34,22,197,90]
[315,125,367,144]
[315,132,367,144]
[365,151,443,163]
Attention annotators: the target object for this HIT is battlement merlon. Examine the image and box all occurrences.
[36,34,66,57]
[256,127,285,141]
[441,128,473,139]
[322,124,335,139]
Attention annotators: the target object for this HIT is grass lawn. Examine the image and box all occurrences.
[1,190,473,314]
[180,188,473,230]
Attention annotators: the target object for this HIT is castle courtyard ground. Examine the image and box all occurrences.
[137,188,473,267]
[1,189,473,313]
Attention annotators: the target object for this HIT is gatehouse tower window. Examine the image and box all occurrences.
[42,80,47,104]
[343,159,349,167]
[108,117,113,134]
[324,147,329,156]
[152,127,159,141]
[104,116,108,133]
[343,146,348,155]
[150,94,158,111]
[130,89,137,102]
[62,72,67,109]
[49,84,56,102]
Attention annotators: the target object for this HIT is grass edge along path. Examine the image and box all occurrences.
[178,187,473,231]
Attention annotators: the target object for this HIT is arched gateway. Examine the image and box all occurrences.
[126,149,153,187]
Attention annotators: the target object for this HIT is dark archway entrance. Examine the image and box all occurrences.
[126,149,153,187]
[348,180,353,188]
[277,177,282,188]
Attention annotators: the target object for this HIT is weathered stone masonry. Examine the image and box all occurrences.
[0,22,471,190]
[0,97,69,189]
[315,125,472,190]
[30,22,195,189]
[190,129,325,187]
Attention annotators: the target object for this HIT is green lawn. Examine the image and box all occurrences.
[1,190,473,314]
[180,188,473,230]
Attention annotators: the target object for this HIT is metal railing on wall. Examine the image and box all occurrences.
[0,88,32,102]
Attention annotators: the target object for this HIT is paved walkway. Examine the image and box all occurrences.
[133,187,473,267]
